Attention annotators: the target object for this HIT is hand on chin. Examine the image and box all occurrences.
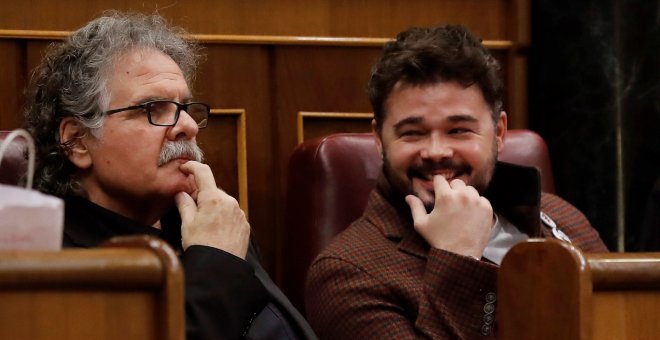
[184,173,199,200]
[162,162,198,198]
[411,177,436,210]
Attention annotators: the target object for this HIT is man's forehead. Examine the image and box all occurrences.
[392,114,478,129]
[383,80,489,122]
[105,47,191,100]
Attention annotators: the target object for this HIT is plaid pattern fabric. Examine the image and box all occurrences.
[539,192,608,252]
[305,166,607,339]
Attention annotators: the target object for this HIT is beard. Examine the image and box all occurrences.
[158,139,205,166]
[382,139,498,212]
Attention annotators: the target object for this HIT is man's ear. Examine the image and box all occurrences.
[495,111,508,153]
[371,119,383,159]
[59,117,93,169]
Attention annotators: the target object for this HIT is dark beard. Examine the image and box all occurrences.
[381,139,498,213]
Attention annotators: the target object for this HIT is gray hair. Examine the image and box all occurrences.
[23,11,201,197]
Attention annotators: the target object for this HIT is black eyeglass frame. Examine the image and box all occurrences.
[103,100,211,128]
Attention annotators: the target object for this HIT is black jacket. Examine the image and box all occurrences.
[63,196,317,340]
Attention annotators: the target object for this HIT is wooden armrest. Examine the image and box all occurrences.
[0,235,184,340]
[499,238,660,340]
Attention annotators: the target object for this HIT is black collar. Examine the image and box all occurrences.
[62,196,181,248]
[483,162,542,236]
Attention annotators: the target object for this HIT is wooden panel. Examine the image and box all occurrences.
[0,0,513,39]
[274,45,378,154]
[190,44,278,268]
[0,236,184,340]
[297,112,373,144]
[0,292,157,340]
[498,239,590,340]
[499,239,660,340]
[508,51,528,128]
[26,40,54,75]
[197,109,248,214]
[592,292,660,340]
[0,40,25,130]
[273,46,379,278]
[0,39,62,131]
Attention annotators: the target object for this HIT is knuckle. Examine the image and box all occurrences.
[479,197,493,210]
[222,194,239,207]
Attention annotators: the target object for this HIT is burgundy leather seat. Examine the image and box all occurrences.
[0,131,28,186]
[282,129,555,313]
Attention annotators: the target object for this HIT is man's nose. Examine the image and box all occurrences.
[168,110,199,141]
[420,133,452,160]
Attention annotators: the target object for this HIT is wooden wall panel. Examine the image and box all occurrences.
[302,118,372,141]
[273,45,378,147]
[197,114,240,201]
[191,44,280,268]
[297,113,373,144]
[26,41,55,73]
[0,40,25,130]
[272,46,381,277]
[1,0,513,39]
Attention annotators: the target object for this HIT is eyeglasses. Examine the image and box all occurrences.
[104,100,210,128]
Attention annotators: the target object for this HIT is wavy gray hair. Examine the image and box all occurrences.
[23,11,201,197]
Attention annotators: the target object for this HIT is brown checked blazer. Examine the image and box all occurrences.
[305,163,607,339]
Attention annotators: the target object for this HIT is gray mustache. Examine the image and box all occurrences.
[158,140,204,166]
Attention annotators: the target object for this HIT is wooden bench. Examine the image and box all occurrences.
[0,236,184,340]
[499,238,660,339]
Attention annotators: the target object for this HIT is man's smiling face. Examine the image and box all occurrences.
[375,81,506,211]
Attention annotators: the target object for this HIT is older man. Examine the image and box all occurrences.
[24,12,315,340]
[304,25,608,339]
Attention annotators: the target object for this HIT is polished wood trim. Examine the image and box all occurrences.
[0,29,69,40]
[192,34,390,46]
[499,238,660,340]
[498,238,591,340]
[0,29,515,49]
[102,235,185,340]
[0,236,184,340]
[210,108,248,216]
[511,0,531,45]
[588,252,660,289]
[0,248,163,287]
[297,111,373,144]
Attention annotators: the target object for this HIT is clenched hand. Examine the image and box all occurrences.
[175,161,250,259]
[405,175,493,259]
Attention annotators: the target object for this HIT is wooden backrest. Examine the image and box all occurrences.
[0,236,184,340]
[498,239,660,340]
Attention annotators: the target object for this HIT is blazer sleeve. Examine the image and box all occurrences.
[183,245,270,340]
[541,193,609,252]
[305,249,498,339]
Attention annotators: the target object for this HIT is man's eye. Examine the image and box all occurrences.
[400,130,423,137]
[449,128,471,134]
[149,102,169,113]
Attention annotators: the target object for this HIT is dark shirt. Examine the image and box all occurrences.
[63,196,316,340]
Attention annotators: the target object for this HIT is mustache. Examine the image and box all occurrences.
[158,139,204,166]
[407,159,471,179]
